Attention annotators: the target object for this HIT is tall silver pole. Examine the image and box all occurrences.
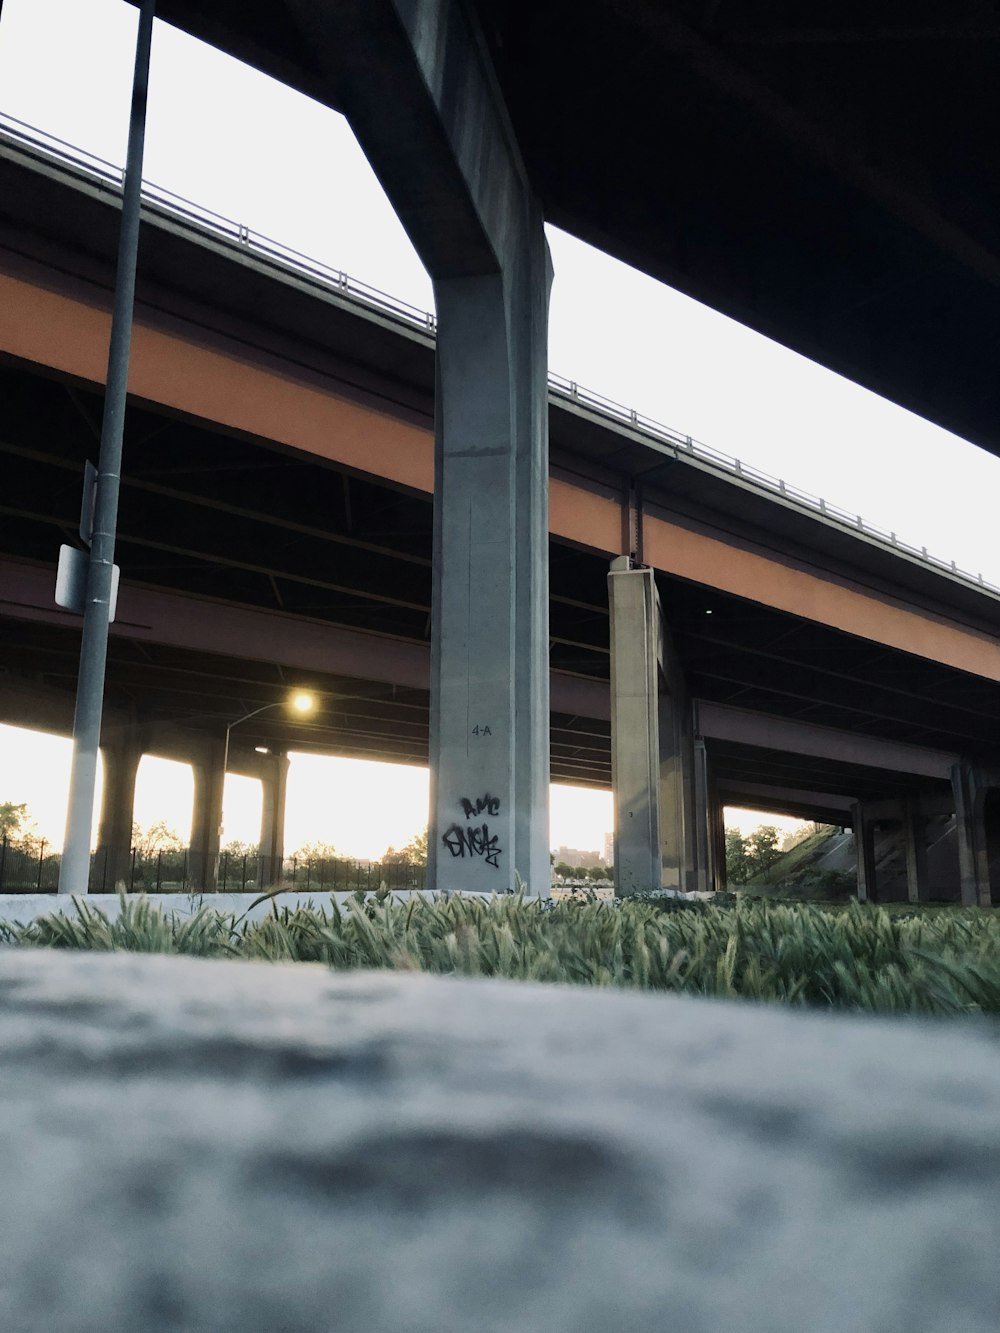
[59,0,156,894]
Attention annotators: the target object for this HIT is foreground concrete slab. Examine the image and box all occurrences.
[1,950,998,1332]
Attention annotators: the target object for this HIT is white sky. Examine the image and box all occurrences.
[2,0,996,855]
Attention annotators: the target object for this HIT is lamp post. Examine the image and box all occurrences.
[58,0,156,896]
[218,690,316,850]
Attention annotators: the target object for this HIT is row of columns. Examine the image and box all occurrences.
[609,559,996,905]
[92,732,288,892]
[56,0,997,907]
[854,769,996,907]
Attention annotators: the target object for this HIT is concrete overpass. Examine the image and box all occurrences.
[134,1,1000,464]
[2,74,1000,902]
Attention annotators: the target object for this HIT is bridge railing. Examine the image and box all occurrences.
[548,372,998,592]
[0,111,438,336]
[2,108,996,598]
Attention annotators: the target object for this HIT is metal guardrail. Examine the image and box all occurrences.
[547,374,997,592]
[2,108,996,598]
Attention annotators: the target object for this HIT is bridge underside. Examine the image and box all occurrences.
[4,6,1000,902]
[4,354,1000,805]
[143,0,1000,461]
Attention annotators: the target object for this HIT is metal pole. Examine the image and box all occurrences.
[59,0,155,894]
[220,720,234,856]
[218,702,276,876]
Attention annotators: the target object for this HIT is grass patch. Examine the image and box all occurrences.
[2,891,999,1016]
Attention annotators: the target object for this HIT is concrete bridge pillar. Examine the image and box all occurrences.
[300,2,552,894]
[608,559,695,895]
[852,803,877,902]
[951,763,992,907]
[429,249,551,895]
[902,798,929,904]
[609,559,663,895]
[709,783,730,890]
[189,739,225,892]
[710,792,727,892]
[258,752,289,888]
[693,739,713,893]
[94,731,142,891]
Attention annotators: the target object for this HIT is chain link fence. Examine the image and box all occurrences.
[0,837,426,894]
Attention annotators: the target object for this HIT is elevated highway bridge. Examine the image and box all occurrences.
[2,89,999,904]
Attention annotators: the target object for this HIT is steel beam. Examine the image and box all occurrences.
[699,702,957,778]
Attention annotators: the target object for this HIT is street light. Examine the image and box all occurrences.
[219,690,317,838]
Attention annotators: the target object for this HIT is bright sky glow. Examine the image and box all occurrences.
[132,755,193,839]
[5,0,997,854]
[0,726,102,848]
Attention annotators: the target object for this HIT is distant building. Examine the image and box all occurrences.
[602,831,614,866]
[553,845,604,866]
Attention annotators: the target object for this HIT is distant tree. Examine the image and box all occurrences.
[725,827,750,884]
[292,840,340,862]
[383,828,428,866]
[554,862,574,880]
[745,825,782,878]
[586,865,607,881]
[0,801,29,839]
[221,839,259,858]
[131,820,183,859]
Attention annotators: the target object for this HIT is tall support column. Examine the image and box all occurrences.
[660,672,689,893]
[291,1,551,894]
[680,707,699,892]
[189,741,225,893]
[852,803,877,902]
[258,752,289,888]
[609,560,662,895]
[715,797,729,891]
[508,216,554,899]
[902,799,929,904]
[608,560,691,895]
[429,244,551,895]
[94,734,141,891]
[951,763,991,907]
[693,738,712,893]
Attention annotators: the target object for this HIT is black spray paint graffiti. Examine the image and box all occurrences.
[460,794,499,820]
[442,793,503,868]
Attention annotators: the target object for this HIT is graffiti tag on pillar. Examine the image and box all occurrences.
[460,794,500,820]
[442,794,502,868]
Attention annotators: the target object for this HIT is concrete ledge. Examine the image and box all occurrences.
[0,887,712,926]
[0,889,499,927]
[0,950,998,1330]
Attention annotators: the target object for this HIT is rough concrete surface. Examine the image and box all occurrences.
[1,950,999,1332]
